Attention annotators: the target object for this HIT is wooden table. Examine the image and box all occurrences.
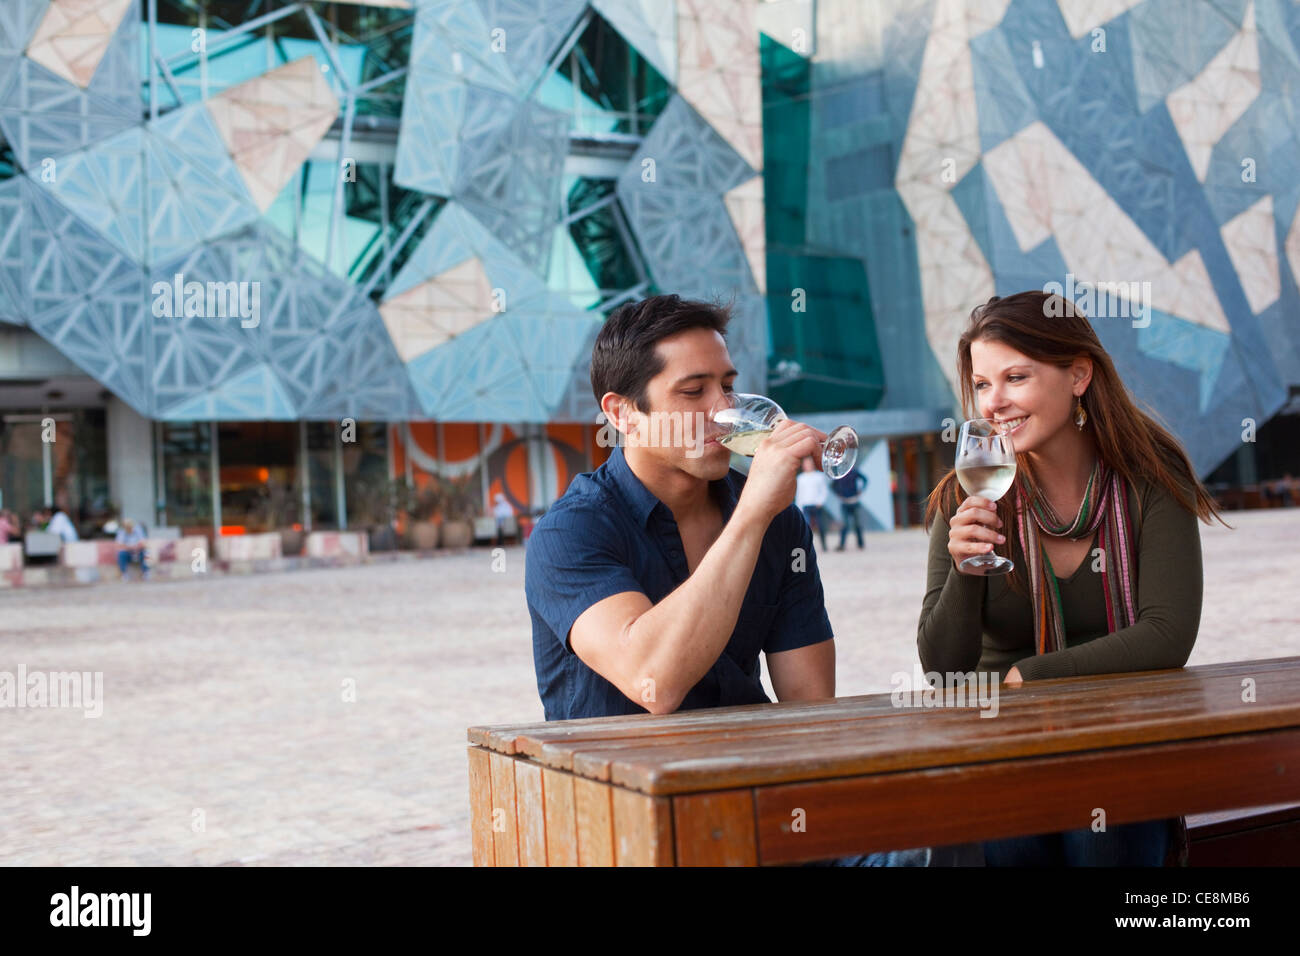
[466,657,1300,865]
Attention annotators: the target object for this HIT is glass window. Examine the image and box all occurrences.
[0,415,49,525]
[148,2,357,107]
[343,422,390,528]
[0,408,110,534]
[69,408,111,528]
[537,13,670,136]
[305,421,339,531]
[159,420,212,530]
[215,421,299,533]
[556,177,645,306]
[263,161,440,293]
[0,137,16,182]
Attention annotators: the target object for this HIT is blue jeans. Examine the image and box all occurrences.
[838,501,865,549]
[117,549,148,577]
[804,846,932,867]
[801,505,827,550]
[983,818,1171,866]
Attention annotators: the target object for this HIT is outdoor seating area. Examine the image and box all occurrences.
[0,519,525,588]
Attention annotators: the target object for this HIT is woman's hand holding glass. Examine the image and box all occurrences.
[947,495,1006,574]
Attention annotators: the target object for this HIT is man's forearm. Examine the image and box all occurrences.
[623,502,771,710]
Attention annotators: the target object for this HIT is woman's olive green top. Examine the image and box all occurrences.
[917,476,1204,682]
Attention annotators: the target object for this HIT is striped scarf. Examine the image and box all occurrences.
[1013,459,1138,655]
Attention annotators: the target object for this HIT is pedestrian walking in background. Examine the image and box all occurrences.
[795,456,830,551]
[832,466,868,550]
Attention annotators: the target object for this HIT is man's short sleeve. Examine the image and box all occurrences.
[764,507,834,654]
[525,506,647,651]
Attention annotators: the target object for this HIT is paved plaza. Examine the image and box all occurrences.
[1,509,1296,866]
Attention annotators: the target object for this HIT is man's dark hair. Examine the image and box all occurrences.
[590,294,730,411]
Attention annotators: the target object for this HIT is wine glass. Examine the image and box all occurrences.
[954,418,1016,575]
[710,393,859,479]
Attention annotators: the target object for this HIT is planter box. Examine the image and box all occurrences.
[60,541,119,567]
[59,537,209,568]
[304,531,369,559]
[149,535,209,565]
[215,532,282,562]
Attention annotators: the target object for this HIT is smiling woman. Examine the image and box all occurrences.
[917,290,1231,867]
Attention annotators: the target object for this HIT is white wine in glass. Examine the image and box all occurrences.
[954,418,1016,575]
[711,393,858,479]
[717,429,772,457]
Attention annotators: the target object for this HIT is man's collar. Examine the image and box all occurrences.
[607,445,736,528]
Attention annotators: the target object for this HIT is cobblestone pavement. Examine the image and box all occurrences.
[1,509,1295,866]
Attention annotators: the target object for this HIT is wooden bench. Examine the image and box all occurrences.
[467,657,1300,865]
[1187,803,1300,866]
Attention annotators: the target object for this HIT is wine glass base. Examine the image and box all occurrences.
[821,425,859,480]
[958,553,1014,576]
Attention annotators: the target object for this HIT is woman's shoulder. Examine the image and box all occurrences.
[1124,468,1200,525]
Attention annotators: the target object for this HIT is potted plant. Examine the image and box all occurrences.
[376,479,413,552]
[350,475,410,552]
[409,482,442,551]
[438,473,480,549]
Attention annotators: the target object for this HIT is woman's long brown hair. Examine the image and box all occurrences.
[924,291,1229,595]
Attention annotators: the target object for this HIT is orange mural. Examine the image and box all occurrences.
[387,422,608,516]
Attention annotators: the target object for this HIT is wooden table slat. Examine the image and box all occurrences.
[515,761,547,866]
[673,789,758,866]
[754,727,1300,864]
[607,703,1300,795]
[541,676,1292,781]
[467,746,495,866]
[468,658,1300,758]
[574,777,614,866]
[488,751,520,866]
[612,790,675,866]
[542,768,578,866]
[516,663,1300,793]
[520,666,1269,773]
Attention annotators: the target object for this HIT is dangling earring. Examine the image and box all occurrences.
[1074,396,1088,430]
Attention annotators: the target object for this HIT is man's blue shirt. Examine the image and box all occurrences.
[525,445,834,721]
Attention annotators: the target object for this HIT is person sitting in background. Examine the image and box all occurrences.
[831,466,868,551]
[492,493,514,546]
[45,505,79,543]
[0,509,19,543]
[794,456,830,551]
[115,518,149,581]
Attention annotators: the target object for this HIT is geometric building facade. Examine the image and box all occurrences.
[0,0,770,531]
[0,0,768,424]
[788,0,1300,478]
[1,0,1298,535]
